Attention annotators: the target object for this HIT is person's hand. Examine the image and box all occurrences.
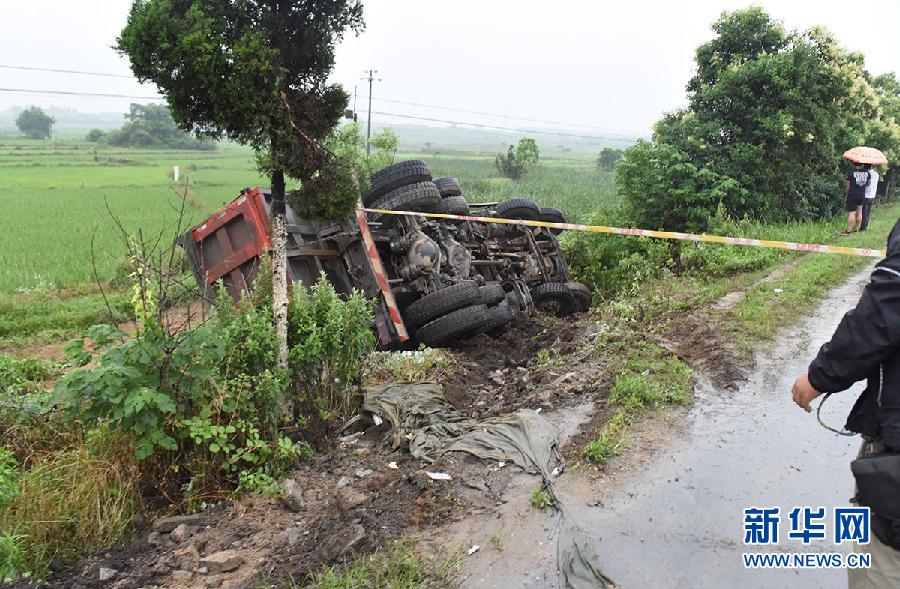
[791,370,822,412]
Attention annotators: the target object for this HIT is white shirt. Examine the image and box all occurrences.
[866,169,880,199]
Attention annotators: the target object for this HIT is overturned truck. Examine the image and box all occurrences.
[182,160,590,348]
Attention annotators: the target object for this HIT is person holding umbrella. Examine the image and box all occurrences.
[861,164,880,232]
[842,147,889,235]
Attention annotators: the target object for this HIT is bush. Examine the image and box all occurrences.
[85,129,105,142]
[496,137,540,180]
[560,212,675,299]
[56,298,294,500]
[287,276,375,444]
[616,140,745,233]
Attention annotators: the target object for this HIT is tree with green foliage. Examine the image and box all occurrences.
[103,103,214,150]
[496,137,540,180]
[325,122,398,190]
[116,0,364,369]
[620,7,900,231]
[617,140,743,232]
[85,129,105,142]
[597,147,624,171]
[15,106,54,140]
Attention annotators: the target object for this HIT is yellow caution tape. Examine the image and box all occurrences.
[360,208,887,259]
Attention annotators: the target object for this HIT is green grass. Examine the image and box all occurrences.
[410,152,617,221]
[583,340,694,465]
[301,538,459,589]
[729,200,900,343]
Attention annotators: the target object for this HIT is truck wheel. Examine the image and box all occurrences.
[365,160,432,205]
[483,301,514,334]
[417,304,491,346]
[404,280,480,328]
[435,195,469,216]
[478,282,506,305]
[540,207,566,234]
[566,282,592,312]
[495,198,541,220]
[531,282,576,317]
[434,176,463,198]
[368,181,441,220]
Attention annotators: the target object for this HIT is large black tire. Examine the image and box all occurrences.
[495,198,541,220]
[540,207,566,235]
[531,282,576,317]
[435,195,470,216]
[404,281,480,328]
[479,282,506,306]
[566,282,592,312]
[483,301,514,334]
[368,181,441,220]
[364,160,432,205]
[417,304,491,347]
[434,176,462,198]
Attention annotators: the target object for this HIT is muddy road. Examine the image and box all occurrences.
[450,265,872,589]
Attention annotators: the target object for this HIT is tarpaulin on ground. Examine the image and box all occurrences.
[363,382,615,589]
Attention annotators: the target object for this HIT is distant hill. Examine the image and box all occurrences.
[0,106,124,130]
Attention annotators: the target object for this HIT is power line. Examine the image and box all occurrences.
[360,110,639,143]
[2,62,642,136]
[372,96,640,136]
[0,88,163,100]
[0,64,135,79]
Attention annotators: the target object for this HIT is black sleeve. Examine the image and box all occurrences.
[807,256,900,393]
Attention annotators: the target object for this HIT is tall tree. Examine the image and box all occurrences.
[15,106,55,139]
[117,0,364,369]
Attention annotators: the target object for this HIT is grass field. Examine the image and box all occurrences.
[0,138,613,350]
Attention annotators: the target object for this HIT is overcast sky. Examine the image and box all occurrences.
[2,0,898,137]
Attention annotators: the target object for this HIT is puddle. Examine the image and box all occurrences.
[452,264,874,589]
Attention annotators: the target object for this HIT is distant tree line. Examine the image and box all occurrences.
[616,7,900,232]
[86,104,215,151]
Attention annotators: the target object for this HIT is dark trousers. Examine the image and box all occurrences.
[861,199,875,231]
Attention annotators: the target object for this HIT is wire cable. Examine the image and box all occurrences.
[0,64,134,79]
[0,87,162,100]
[359,110,638,143]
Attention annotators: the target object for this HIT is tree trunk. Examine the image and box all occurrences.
[271,169,289,371]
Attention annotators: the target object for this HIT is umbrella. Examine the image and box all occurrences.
[843,146,888,165]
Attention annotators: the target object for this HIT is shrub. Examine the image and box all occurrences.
[560,214,674,299]
[616,140,745,233]
[85,129,105,142]
[496,137,540,180]
[287,276,376,444]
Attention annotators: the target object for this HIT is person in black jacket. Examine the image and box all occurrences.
[792,218,900,587]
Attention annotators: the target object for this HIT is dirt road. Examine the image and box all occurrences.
[450,265,872,589]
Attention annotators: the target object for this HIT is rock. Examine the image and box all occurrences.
[338,524,366,558]
[153,513,205,533]
[151,554,173,574]
[189,529,212,552]
[199,550,244,574]
[146,531,162,546]
[204,575,224,588]
[335,476,352,489]
[196,566,208,575]
[354,468,373,478]
[99,567,118,582]
[281,478,305,512]
[170,523,194,544]
[336,486,368,510]
[285,527,301,546]
[173,545,200,571]
[131,511,148,530]
[172,570,193,581]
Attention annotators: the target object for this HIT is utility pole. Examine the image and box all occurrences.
[362,69,380,155]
